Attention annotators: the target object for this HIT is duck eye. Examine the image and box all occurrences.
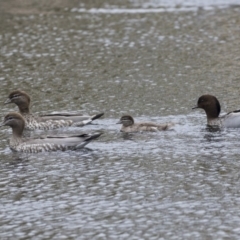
[12,94,19,98]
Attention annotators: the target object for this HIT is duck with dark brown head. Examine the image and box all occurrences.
[193,94,240,128]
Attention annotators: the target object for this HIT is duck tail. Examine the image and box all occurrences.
[91,112,104,121]
[76,133,103,149]
[86,132,103,141]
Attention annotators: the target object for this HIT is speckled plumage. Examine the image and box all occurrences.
[1,112,102,153]
[5,90,104,130]
[21,113,74,130]
[117,115,174,133]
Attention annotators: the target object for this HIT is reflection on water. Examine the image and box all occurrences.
[1,0,240,239]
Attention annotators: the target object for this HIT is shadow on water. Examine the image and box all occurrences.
[203,125,222,142]
[1,154,30,172]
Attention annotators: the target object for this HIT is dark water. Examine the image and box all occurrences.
[1,0,240,239]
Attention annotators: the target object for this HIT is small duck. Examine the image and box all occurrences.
[4,90,104,130]
[0,112,102,153]
[193,94,240,128]
[117,115,174,133]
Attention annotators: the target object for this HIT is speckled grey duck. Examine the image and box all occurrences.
[117,115,174,133]
[0,112,102,153]
[5,90,104,130]
[193,94,240,128]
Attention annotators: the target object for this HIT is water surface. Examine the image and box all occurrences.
[1,0,240,239]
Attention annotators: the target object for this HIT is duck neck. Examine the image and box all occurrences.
[18,103,30,115]
[205,108,220,121]
[123,121,133,127]
[11,124,24,139]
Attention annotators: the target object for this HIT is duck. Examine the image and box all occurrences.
[117,115,174,133]
[193,94,240,128]
[0,112,102,153]
[4,90,104,130]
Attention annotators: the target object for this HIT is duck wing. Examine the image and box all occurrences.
[39,112,104,125]
[20,133,102,152]
[222,110,240,128]
[45,133,98,138]
[138,122,174,131]
[40,111,87,116]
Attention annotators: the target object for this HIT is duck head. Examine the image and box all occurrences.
[0,112,25,137]
[117,115,134,127]
[5,90,31,114]
[193,94,221,119]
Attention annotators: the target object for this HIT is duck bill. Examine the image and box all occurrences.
[4,98,12,104]
[192,106,199,110]
[116,120,122,124]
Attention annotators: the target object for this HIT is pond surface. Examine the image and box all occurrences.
[1,0,240,239]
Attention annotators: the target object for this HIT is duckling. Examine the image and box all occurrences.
[117,115,174,133]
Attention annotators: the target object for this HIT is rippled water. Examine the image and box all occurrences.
[1,0,240,239]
